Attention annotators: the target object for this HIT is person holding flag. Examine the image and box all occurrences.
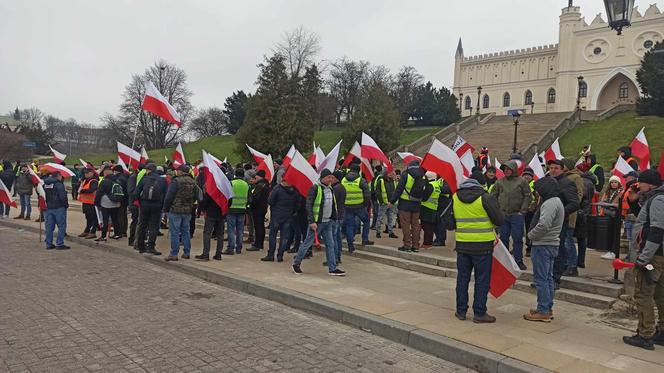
[449,173,505,323]
[341,163,373,253]
[42,170,70,250]
[223,168,250,256]
[524,176,564,322]
[391,159,430,252]
[0,160,16,218]
[133,163,167,255]
[248,170,270,251]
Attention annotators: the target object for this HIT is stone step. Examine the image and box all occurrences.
[353,250,617,309]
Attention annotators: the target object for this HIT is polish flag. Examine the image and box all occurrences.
[397,152,422,165]
[317,140,342,174]
[79,159,98,175]
[141,81,182,127]
[284,150,319,197]
[117,141,141,170]
[575,145,591,167]
[283,145,296,168]
[349,141,375,182]
[494,159,506,179]
[490,239,523,298]
[543,138,563,163]
[315,145,326,168]
[202,151,234,215]
[528,154,546,180]
[361,132,393,172]
[452,136,475,158]
[40,163,75,178]
[208,153,223,167]
[27,169,47,210]
[421,139,465,193]
[458,150,475,177]
[257,154,275,182]
[612,156,635,186]
[0,179,17,208]
[630,127,650,171]
[140,146,149,164]
[246,144,268,164]
[49,145,67,164]
[116,157,131,174]
[172,142,186,169]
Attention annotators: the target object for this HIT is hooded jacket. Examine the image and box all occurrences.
[588,154,605,192]
[528,177,564,246]
[94,173,120,207]
[249,178,270,212]
[43,175,68,210]
[490,160,532,215]
[306,182,338,224]
[390,162,430,212]
[633,185,664,265]
[14,170,33,195]
[342,170,370,210]
[449,179,505,254]
[268,183,299,223]
[553,173,579,225]
[0,160,15,191]
[579,172,596,217]
[564,168,585,228]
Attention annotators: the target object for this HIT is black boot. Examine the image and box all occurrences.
[653,330,664,346]
[623,334,655,350]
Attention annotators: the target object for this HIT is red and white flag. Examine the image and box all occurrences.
[49,145,67,164]
[283,145,296,168]
[40,163,75,178]
[0,178,17,208]
[202,151,234,215]
[141,81,182,127]
[348,141,375,182]
[421,139,465,193]
[361,132,393,172]
[208,153,223,167]
[490,239,523,298]
[630,127,650,171]
[452,136,475,157]
[397,152,422,165]
[494,159,506,179]
[140,146,149,164]
[284,150,319,197]
[172,142,186,169]
[117,141,141,170]
[315,145,325,169]
[116,157,131,174]
[543,138,563,163]
[246,144,268,164]
[27,168,47,210]
[575,145,591,167]
[257,154,275,182]
[79,159,98,175]
[612,156,634,186]
[317,140,342,174]
[528,154,546,181]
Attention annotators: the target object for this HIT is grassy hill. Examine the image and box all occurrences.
[560,112,664,168]
[70,127,439,166]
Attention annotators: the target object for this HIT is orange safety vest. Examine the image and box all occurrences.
[78,179,96,205]
[621,185,638,217]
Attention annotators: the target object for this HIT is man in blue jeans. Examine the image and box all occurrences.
[42,171,70,250]
[341,164,373,253]
[292,170,346,276]
[524,177,564,322]
[450,177,504,323]
[225,169,249,255]
[262,179,298,262]
[491,160,532,270]
[163,165,199,261]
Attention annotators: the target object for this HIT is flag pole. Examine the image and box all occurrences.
[130,121,140,153]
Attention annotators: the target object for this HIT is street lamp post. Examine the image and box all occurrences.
[603,0,635,35]
[459,92,464,113]
[511,111,521,154]
[468,106,473,117]
[530,101,535,114]
[576,75,584,110]
[476,86,482,116]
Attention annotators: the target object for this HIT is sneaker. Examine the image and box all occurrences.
[398,247,411,252]
[85,233,97,239]
[523,312,551,323]
[181,254,190,259]
[517,262,527,271]
[260,256,274,262]
[213,254,222,261]
[601,251,616,260]
[473,313,497,323]
[389,233,399,239]
[562,268,579,277]
[410,247,419,253]
[195,254,209,261]
[277,256,284,262]
[165,256,178,262]
[421,244,432,249]
[376,232,382,239]
[146,250,162,256]
[77,232,88,237]
[529,309,554,320]
[246,246,261,252]
[623,334,655,350]
[45,245,56,250]
[55,245,71,250]
[653,331,664,346]
[328,269,346,276]
[454,312,467,321]
[292,264,303,275]
[223,250,235,255]
[111,235,122,240]
[12,215,24,220]
[94,237,107,242]
[361,240,374,246]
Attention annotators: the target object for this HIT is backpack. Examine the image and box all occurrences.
[108,181,125,203]
[407,172,428,200]
[140,176,162,202]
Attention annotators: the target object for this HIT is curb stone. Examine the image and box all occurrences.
[2,220,551,373]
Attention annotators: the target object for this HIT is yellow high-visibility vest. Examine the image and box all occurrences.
[452,193,495,242]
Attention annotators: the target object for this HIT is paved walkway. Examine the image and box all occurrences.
[2,207,661,372]
[0,229,470,373]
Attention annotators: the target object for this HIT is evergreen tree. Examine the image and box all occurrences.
[412,83,460,126]
[13,107,20,121]
[223,90,248,134]
[636,41,664,117]
[344,82,400,152]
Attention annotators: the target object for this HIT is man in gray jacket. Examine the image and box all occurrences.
[524,177,564,323]
[491,160,532,270]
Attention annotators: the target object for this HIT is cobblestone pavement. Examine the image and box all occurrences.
[0,229,472,373]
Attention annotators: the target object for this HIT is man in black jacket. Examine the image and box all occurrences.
[390,160,431,252]
[112,165,129,239]
[126,165,142,246]
[94,167,121,242]
[248,170,270,251]
[0,160,16,218]
[43,171,70,250]
[262,180,299,262]
[134,163,167,255]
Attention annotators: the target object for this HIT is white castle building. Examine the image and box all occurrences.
[453,2,664,117]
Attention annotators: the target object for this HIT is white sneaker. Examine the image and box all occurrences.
[601,251,616,260]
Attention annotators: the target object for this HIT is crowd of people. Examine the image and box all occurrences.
[0,140,662,351]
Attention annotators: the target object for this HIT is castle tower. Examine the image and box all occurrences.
[453,38,464,99]
[555,4,583,111]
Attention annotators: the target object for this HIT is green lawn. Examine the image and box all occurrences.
[70,127,438,167]
[559,112,664,168]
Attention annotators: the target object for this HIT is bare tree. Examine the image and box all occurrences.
[392,66,423,125]
[14,107,44,131]
[190,107,229,138]
[327,58,370,124]
[274,25,321,78]
[104,60,194,149]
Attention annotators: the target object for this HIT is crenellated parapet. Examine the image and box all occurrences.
[579,3,663,31]
[462,44,558,63]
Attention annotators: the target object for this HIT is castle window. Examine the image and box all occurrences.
[524,90,533,105]
[483,94,490,108]
[465,96,472,109]
[619,82,629,99]
[644,40,654,49]
[503,92,511,107]
[593,47,602,55]
[579,81,587,98]
[547,88,556,104]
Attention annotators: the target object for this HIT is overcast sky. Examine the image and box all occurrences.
[0,0,646,124]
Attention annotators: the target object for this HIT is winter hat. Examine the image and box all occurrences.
[179,164,191,174]
[256,170,266,178]
[608,175,622,184]
[349,164,360,173]
[333,170,345,182]
[319,169,332,180]
[145,163,157,172]
[470,170,486,185]
[522,168,534,177]
[562,158,576,171]
[638,169,662,187]
[425,171,437,181]
[112,165,124,173]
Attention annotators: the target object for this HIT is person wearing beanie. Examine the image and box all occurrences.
[575,163,596,268]
[221,168,250,257]
[584,153,605,192]
[621,171,641,250]
[341,164,373,253]
[112,164,130,239]
[261,178,298,262]
[163,165,199,261]
[558,158,585,276]
[94,166,122,242]
[42,170,70,250]
[133,163,167,255]
[420,172,450,248]
[521,168,537,257]
[13,164,34,220]
[373,169,398,239]
[484,166,497,191]
[623,169,664,350]
[617,146,639,171]
[248,169,270,251]
[390,159,430,252]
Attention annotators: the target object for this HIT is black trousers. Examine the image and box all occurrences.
[128,205,139,245]
[71,182,80,200]
[82,204,97,234]
[136,205,161,251]
[252,209,267,249]
[115,204,128,236]
[190,206,197,238]
[100,207,119,239]
[202,215,225,256]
